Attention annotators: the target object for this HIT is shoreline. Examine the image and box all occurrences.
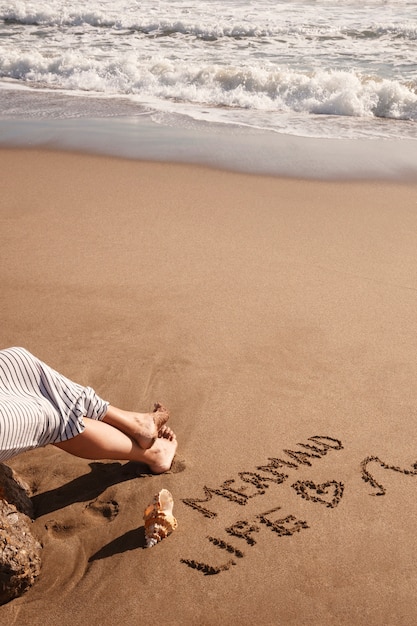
[1,116,417,181]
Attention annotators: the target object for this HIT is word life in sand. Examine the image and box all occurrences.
[180,436,417,575]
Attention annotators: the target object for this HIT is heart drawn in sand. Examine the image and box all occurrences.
[291,480,344,508]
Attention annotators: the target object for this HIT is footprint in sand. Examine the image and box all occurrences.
[44,519,79,537]
[45,498,119,538]
[84,497,119,522]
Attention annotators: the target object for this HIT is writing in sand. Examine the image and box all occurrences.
[180,436,417,575]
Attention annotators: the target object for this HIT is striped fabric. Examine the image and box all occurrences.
[0,347,109,461]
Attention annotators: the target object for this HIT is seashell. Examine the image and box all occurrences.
[143,489,178,548]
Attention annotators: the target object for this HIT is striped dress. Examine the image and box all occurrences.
[0,347,109,462]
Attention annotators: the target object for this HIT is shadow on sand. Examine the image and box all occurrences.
[32,460,152,517]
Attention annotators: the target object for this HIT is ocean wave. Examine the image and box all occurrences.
[2,5,416,42]
[0,5,272,38]
[1,7,117,29]
[343,24,417,41]
[1,48,416,122]
[1,0,416,142]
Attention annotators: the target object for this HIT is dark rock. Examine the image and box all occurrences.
[0,465,41,605]
[0,499,42,605]
[0,463,34,517]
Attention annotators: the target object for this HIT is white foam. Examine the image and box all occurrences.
[1,52,416,123]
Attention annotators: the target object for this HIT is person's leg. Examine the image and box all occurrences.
[53,418,177,474]
[102,402,171,450]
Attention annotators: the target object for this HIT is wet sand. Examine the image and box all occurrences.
[1,148,417,625]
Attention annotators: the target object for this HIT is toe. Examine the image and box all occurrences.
[159,425,176,441]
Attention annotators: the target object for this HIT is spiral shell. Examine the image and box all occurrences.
[144,489,178,548]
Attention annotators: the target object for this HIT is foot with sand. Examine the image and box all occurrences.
[102,402,170,450]
[143,426,178,474]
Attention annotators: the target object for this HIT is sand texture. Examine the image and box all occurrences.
[1,148,417,625]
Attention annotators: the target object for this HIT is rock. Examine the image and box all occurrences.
[0,499,42,605]
[0,463,34,518]
[0,465,41,605]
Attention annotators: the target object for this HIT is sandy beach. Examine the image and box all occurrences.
[1,147,417,625]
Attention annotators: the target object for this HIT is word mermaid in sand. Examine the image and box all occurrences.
[0,347,177,474]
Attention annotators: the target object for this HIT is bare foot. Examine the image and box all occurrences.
[132,403,170,450]
[144,430,178,474]
[102,403,170,450]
